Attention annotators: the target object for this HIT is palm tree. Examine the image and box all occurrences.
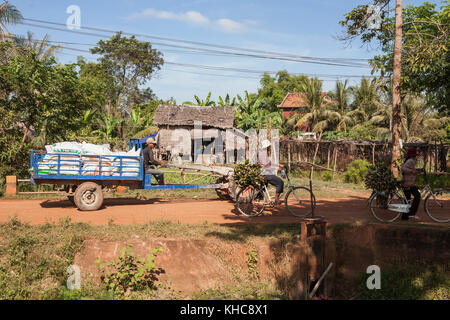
[13,32,60,60]
[295,77,336,133]
[0,1,22,42]
[350,78,385,119]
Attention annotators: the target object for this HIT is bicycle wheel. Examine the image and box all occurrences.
[235,186,266,217]
[424,189,449,223]
[369,191,405,222]
[285,186,316,218]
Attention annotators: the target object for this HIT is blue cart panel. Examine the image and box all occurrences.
[30,150,144,183]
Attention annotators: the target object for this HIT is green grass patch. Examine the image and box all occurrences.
[351,264,450,300]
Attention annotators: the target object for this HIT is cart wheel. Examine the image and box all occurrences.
[74,182,104,211]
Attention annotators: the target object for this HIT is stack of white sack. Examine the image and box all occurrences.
[110,149,141,177]
[41,142,141,177]
[44,142,83,175]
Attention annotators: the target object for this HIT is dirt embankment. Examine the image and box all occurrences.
[73,224,449,299]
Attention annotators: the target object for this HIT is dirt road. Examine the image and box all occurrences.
[0,195,442,226]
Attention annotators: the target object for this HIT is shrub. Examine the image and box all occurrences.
[233,160,264,188]
[97,246,164,295]
[322,171,333,182]
[343,160,371,184]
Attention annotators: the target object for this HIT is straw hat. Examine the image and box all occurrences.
[146,137,156,145]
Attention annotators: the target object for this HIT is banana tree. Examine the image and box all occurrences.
[183,92,216,106]
[217,94,237,106]
[92,113,124,141]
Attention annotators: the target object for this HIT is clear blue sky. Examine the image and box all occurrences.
[10,0,439,103]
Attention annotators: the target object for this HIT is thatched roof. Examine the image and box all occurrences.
[153,105,235,129]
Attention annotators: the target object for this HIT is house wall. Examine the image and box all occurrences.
[158,126,231,164]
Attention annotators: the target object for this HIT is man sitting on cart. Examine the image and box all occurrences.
[143,137,166,185]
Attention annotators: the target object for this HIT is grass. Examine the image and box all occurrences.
[0,215,302,300]
[341,264,450,300]
[0,216,447,300]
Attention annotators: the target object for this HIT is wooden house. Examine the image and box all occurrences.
[153,105,246,164]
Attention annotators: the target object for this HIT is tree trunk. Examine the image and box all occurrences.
[391,0,403,178]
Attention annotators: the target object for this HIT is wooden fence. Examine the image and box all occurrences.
[279,138,449,174]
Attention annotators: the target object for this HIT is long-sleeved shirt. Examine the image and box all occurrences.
[143,146,160,170]
[258,149,278,176]
[401,158,417,188]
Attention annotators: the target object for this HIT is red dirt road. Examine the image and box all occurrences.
[0,196,442,226]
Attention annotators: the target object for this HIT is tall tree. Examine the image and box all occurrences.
[0,1,22,42]
[90,32,164,114]
[391,0,403,177]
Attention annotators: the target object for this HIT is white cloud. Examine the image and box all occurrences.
[216,18,246,34]
[129,8,249,33]
[129,8,210,26]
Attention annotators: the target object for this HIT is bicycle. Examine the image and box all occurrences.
[368,169,449,223]
[235,169,317,218]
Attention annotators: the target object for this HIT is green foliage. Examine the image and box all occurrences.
[90,32,164,113]
[343,160,371,184]
[232,160,264,188]
[132,126,159,139]
[257,70,308,110]
[247,248,259,279]
[416,173,450,189]
[322,171,333,182]
[97,245,163,295]
[355,264,449,300]
[340,1,449,113]
[364,160,397,193]
[0,217,86,299]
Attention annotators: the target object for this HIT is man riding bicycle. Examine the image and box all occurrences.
[400,147,422,221]
[258,139,284,206]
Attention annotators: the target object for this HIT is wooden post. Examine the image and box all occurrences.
[372,143,376,165]
[288,142,291,172]
[434,141,438,173]
[327,144,331,169]
[181,169,186,184]
[6,176,17,195]
[332,147,338,180]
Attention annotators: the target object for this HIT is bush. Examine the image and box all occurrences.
[97,245,164,295]
[343,160,371,184]
[322,171,333,182]
[233,161,264,188]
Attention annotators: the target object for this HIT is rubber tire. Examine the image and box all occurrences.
[369,191,404,223]
[424,190,450,223]
[235,186,266,217]
[74,182,104,211]
[285,186,317,218]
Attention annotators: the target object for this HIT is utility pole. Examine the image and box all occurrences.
[391,0,403,178]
